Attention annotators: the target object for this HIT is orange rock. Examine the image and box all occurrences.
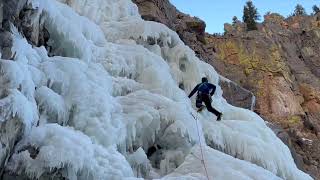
[299,83,320,113]
[269,77,304,117]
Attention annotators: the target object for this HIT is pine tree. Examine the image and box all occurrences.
[294,4,307,16]
[232,16,238,25]
[313,5,320,14]
[243,1,260,31]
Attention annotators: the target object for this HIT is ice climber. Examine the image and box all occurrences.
[188,77,222,121]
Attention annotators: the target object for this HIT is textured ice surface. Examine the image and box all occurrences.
[162,146,283,180]
[0,0,312,179]
[7,124,134,179]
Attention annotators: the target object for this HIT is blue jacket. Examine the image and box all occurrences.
[188,82,216,98]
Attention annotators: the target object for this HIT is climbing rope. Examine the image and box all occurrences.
[191,111,210,180]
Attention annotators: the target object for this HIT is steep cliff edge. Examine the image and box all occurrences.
[133,1,320,178]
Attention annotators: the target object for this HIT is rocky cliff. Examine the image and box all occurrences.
[133,1,320,179]
[211,14,320,178]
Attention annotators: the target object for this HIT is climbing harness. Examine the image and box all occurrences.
[190,111,210,180]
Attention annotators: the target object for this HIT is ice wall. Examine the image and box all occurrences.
[0,0,313,179]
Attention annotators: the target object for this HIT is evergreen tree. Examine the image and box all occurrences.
[313,5,320,14]
[243,1,260,31]
[232,16,238,25]
[294,4,307,16]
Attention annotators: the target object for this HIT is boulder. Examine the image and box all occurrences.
[219,78,255,110]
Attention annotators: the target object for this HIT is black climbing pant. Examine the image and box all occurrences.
[196,93,221,117]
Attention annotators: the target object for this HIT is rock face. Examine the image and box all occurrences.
[0,117,25,179]
[132,1,320,179]
[1,0,49,48]
[209,14,320,178]
[132,0,256,111]
[0,30,12,59]
[0,1,13,59]
[132,0,208,60]
[219,78,255,110]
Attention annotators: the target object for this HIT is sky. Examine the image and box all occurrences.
[170,0,317,33]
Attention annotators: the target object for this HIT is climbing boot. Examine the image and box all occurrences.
[197,105,206,112]
[217,113,222,121]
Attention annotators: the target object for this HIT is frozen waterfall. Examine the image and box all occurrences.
[0,0,312,179]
